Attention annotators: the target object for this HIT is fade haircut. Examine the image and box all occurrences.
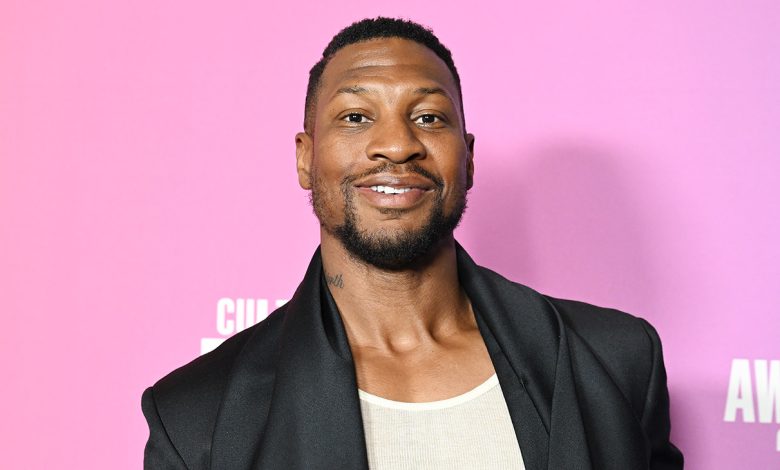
[304,17,465,134]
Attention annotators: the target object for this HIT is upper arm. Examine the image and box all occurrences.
[637,319,684,470]
[142,387,189,470]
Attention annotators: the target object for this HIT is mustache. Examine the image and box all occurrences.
[341,162,444,189]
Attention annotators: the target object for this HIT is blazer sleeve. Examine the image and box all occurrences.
[142,387,189,470]
[638,319,684,470]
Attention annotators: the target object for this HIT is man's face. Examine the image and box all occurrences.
[296,38,475,270]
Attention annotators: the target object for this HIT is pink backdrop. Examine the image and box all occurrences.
[2,1,778,468]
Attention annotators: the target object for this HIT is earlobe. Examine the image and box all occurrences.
[295,132,313,190]
[466,133,475,189]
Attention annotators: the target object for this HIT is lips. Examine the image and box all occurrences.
[354,174,436,191]
[353,174,435,209]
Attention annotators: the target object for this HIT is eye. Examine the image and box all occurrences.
[342,113,370,123]
[414,114,443,126]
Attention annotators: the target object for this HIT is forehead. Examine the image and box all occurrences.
[318,37,459,101]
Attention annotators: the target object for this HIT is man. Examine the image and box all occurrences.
[142,17,683,469]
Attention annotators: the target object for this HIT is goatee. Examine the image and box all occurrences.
[311,163,467,271]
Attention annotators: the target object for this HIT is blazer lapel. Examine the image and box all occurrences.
[456,245,593,470]
[473,312,550,470]
[210,249,368,469]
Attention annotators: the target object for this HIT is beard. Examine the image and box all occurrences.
[311,162,468,271]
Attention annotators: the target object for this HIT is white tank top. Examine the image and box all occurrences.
[358,374,526,470]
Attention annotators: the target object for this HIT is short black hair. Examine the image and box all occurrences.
[304,17,464,133]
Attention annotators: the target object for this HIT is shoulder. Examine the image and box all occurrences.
[154,307,285,398]
[545,295,660,355]
[144,306,287,445]
[466,256,661,357]
[544,296,664,410]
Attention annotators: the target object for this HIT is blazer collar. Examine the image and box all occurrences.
[210,245,593,470]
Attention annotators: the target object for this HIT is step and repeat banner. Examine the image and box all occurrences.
[2,1,778,468]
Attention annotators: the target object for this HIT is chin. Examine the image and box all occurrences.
[334,219,455,271]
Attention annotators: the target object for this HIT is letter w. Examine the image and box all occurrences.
[755,359,780,424]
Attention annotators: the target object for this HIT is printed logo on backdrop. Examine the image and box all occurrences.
[724,359,780,452]
[200,298,288,355]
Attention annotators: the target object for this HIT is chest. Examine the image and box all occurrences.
[351,329,495,403]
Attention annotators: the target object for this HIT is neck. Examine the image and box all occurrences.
[319,232,473,354]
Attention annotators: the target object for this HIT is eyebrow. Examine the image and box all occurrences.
[334,86,451,99]
[335,86,371,95]
[414,87,448,98]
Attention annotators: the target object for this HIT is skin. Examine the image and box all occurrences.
[295,38,494,402]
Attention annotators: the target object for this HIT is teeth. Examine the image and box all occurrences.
[370,185,412,194]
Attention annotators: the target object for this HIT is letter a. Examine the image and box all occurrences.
[724,359,755,423]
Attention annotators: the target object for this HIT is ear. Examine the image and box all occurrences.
[295,132,313,190]
[465,133,475,190]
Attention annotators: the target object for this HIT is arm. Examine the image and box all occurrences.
[639,319,684,470]
[142,387,189,470]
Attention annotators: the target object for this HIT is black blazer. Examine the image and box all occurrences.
[142,246,683,469]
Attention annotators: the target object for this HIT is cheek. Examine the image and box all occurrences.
[434,160,470,212]
[310,141,356,216]
[427,139,470,185]
[313,138,361,181]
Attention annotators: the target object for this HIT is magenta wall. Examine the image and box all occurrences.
[2,1,778,468]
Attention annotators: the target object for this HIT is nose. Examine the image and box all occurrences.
[365,117,427,164]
